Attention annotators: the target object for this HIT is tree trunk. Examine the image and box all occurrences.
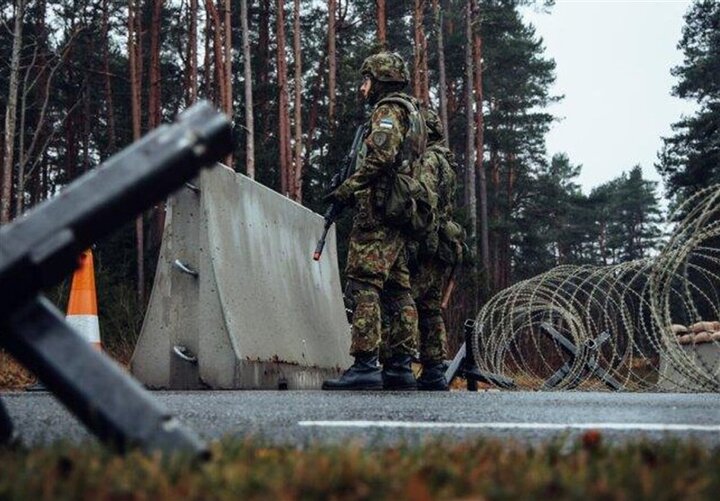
[292,0,303,202]
[413,0,429,105]
[328,0,337,129]
[187,0,198,104]
[203,3,212,100]
[464,0,478,308]
[490,145,500,287]
[129,0,145,304]
[82,79,91,173]
[241,0,255,178]
[223,0,232,115]
[148,0,163,131]
[258,0,271,142]
[206,0,227,114]
[376,0,387,48]
[433,0,449,137]
[102,0,117,153]
[464,5,477,241]
[305,59,325,164]
[16,56,29,217]
[276,0,291,196]
[472,0,490,286]
[223,0,233,167]
[1,0,25,223]
[148,0,166,250]
[503,153,516,289]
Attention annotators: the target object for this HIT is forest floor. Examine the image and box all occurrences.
[0,348,133,391]
[1,435,718,500]
[0,352,35,390]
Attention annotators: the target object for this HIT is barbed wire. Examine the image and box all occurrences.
[471,184,720,391]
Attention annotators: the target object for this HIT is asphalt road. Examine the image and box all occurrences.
[3,390,720,448]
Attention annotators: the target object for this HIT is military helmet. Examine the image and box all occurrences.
[423,108,444,140]
[360,52,410,84]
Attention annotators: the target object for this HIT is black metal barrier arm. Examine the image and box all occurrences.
[445,319,516,390]
[0,101,232,456]
[0,398,13,446]
[539,322,623,391]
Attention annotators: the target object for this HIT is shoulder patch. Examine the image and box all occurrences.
[371,130,389,148]
[379,118,394,129]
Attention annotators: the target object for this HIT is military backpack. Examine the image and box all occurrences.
[374,93,435,239]
[431,145,465,265]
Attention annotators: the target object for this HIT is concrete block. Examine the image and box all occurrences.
[131,166,351,389]
[658,341,720,392]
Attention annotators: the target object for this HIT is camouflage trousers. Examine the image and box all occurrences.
[344,222,418,357]
[411,257,451,363]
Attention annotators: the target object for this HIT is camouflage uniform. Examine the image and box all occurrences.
[334,94,421,358]
[322,51,426,391]
[412,142,457,363]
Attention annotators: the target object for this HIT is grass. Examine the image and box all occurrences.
[0,436,719,500]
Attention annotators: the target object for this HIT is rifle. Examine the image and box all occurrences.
[0,101,232,456]
[313,123,367,261]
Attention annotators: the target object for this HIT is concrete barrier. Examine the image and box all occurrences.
[658,340,720,392]
[131,166,351,389]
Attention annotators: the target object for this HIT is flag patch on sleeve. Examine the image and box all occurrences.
[379,118,394,129]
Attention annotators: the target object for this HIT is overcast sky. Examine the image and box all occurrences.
[521,0,697,196]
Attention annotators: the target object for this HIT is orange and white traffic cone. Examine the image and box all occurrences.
[66,249,102,350]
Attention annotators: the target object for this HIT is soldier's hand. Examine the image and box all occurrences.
[322,191,339,205]
[323,186,352,205]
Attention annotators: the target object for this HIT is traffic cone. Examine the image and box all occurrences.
[66,249,102,350]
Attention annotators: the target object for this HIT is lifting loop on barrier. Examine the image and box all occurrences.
[173,345,198,364]
[184,182,201,194]
[173,259,198,277]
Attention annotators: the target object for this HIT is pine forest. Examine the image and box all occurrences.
[0,0,717,354]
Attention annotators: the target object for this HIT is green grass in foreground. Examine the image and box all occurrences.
[1,437,719,500]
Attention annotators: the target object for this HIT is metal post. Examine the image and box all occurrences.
[445,319,515,390]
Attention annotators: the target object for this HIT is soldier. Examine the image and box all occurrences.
[411,108,462,391]
[322,51,427,391]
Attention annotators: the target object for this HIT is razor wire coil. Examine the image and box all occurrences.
[471,184,720,392]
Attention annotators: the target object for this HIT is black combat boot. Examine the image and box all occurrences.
[417,361,449,391]
[382,354,417,391]
[322,353,383,390]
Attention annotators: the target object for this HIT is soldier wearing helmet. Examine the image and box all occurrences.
[322,51,426,391]
[410,108,463,390]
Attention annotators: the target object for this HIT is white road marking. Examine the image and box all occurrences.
[298,421,720,432]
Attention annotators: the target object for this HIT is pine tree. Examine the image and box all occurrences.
[657,0,720,208]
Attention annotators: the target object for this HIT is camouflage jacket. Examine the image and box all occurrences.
[333,92,422,203]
